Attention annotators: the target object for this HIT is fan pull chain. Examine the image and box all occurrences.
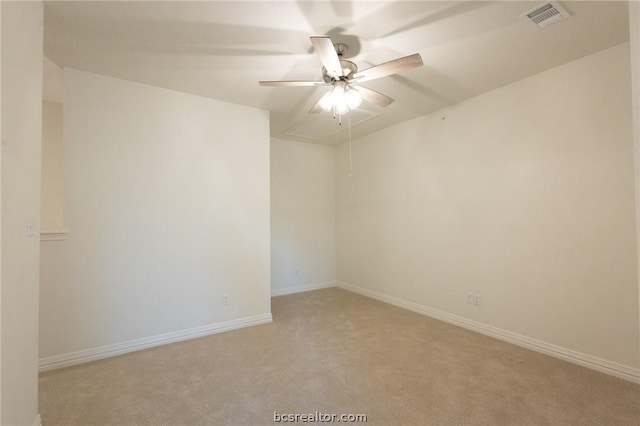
[336,109,342,126]
[333,110,352,176]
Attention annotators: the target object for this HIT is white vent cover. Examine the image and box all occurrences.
[522,2,569,27]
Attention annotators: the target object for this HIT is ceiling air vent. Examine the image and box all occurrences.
[522,2,569,28]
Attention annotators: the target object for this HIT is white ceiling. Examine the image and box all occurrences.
[43,1,630,144]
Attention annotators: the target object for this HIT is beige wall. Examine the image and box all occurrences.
[1,2,3,419]
[41,101,64,231]
[1,1,43,424]
[39,69,271,363]
[271,138,336,295]
[336,42,639,372]
[630,0,640,350]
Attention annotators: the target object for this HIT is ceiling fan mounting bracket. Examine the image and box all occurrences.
[334,43,348,57]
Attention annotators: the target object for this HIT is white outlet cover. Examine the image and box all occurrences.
[26,215,37,237]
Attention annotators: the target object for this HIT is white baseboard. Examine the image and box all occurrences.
[271,281,336,297]
[32,414,42,426]
[39,313,273,372]
[337,281,640,384]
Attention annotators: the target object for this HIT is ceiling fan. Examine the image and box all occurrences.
[259,36,423,115]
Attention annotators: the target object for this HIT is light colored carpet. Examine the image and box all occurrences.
[39,288,639,425]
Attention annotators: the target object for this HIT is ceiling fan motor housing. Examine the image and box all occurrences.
[322,60,358,82]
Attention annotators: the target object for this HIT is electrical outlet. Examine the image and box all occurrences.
[26,215,37,237]
[466,293,481,306]
[472,294,481,306]
[222,294,230,306]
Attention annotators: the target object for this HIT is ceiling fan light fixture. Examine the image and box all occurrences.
[334,102,350,115]
[318,92,334,112]
[332,85,350,114]
[320,84,362,114]
[345,89,363,110]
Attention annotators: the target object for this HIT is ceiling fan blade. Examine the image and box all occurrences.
[259,80,326,87]
[352,53,423,82]
[356,86,395,107]
[309,92,331,114]
[310,36,343,78]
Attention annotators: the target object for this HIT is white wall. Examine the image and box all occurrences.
[336,43,639,376]
[41,101,64,232]
[39,69,271,365]
[270,138,335,296]
[1,1,43,424]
